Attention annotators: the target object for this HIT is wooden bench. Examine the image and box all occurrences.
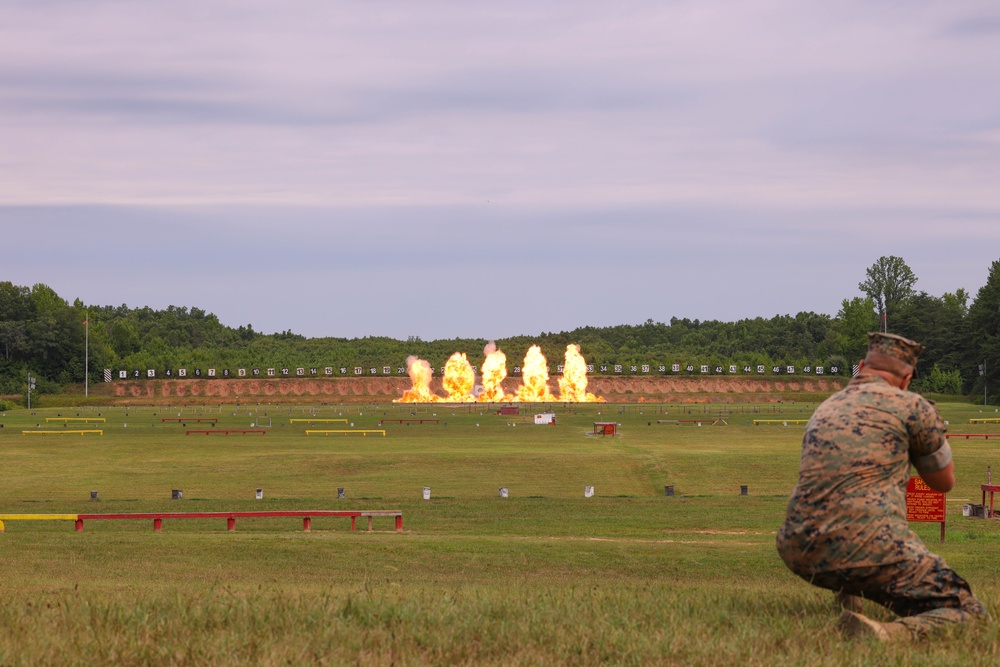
[0,510,403,533]
[970,418,1000,424]
[656,419,727,425]
[45,417,106,423]
[22,430,103,436]
[305,430,386,437]
[185,430,267,435]
[289,419,348,424]
[163,418,218,424]
[360,511,404,532]
[752,420,809,426]
[378,419,439,425]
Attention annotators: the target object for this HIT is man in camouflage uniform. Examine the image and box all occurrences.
[776,332,987,640]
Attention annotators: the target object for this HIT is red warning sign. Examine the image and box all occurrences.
[906,476,946,522]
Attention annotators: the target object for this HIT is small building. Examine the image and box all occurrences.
[498,406,519,416]
[594,422,617,436]
[534,413,556,425]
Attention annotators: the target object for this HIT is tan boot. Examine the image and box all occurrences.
[835,591,863,613]
[836,611,912,642]
[880,621,912,640]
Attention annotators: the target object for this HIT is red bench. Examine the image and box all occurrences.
[185,430,267,435]
[70,510,403,532]
[981,485,1000,518]
[378,419,439,425]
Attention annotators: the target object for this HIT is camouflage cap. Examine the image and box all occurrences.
[867,332,925,367]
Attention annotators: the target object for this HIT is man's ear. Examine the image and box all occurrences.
[900,373,913,391]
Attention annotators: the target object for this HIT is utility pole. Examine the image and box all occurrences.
[85,314,89,398]
[27,373,35,409]
[981,362,987,406]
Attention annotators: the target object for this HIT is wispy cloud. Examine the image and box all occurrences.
[1,1,998,338]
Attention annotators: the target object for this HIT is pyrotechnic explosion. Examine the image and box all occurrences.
[441,352,476,402]
[479,341,508,402]
[394,342,604,403]
[398,356,438,403]
[513,345,556,402]
[558,344,603,402]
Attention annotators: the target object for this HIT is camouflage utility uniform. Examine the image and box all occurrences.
[776,372,987,637]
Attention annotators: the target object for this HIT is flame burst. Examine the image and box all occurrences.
[479,341,508,402]
[394,342,604,403]
[442,352,476,402]
[514,345,557,402]
[398,356,438,403]
[558,344,602,402]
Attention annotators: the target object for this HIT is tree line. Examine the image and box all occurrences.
[1,256,998,403]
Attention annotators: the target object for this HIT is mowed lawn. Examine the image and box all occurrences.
[2,401,1000,666]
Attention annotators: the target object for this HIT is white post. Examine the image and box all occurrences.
[85,315,89,398]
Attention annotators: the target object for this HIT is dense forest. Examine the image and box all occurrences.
[2,256,999,403]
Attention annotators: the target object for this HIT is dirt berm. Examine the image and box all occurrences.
[100,376,843,405]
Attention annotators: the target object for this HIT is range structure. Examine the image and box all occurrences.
[396,342,605,403]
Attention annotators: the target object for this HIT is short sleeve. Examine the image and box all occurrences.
[908,397,952,474]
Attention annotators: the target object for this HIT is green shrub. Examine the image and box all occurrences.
[917,364,964,395]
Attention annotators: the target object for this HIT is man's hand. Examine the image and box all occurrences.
[921,461,955,493]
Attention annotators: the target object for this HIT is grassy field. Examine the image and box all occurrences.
[2,400,1000,665]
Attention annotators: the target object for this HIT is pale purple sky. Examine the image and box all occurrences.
[2,1,998,339]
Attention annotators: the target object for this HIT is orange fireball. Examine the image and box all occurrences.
[513,345,557,402]
[395,342,605,403]
[558,344,604,402]
[396,356,440,403]
[479,341,508,402]
[442,352,476,402]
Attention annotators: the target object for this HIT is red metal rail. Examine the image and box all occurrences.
[378,419,439,424]
[185,430,267,435]
[71,510,402,532]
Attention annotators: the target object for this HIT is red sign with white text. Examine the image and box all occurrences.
[906,476,946,522]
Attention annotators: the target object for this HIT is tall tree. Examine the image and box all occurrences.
[0,320,27,362]
[835,296,877,362]
[894,290,968,379]
[858,256,918,329]
[0,281,33,321]
[109,320,140,358]
[965,260,1000,404]
[29,283,67,315]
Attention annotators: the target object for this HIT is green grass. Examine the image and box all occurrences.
[1,401,1000,665]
